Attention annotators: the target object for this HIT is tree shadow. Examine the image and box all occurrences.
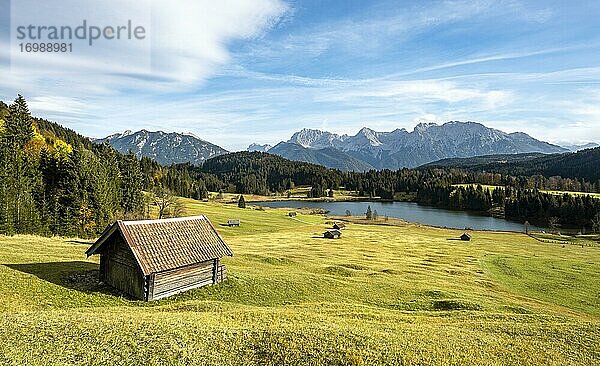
[67,239,94,245]
[3,261,122,297]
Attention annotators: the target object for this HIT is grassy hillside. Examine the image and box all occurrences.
[1,199,599,365]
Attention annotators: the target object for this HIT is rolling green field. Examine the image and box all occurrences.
[1,198,599,365]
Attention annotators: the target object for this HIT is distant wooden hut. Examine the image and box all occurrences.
[288,211,297,217]
[85,216,233,301]
[227,219,240,227]
[332,222,346,230]
[460,233,471,241]
[324,229,342,239]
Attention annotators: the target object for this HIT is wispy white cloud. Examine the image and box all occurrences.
[27,96,88,115]
[387,46,585,77]
[149,0,288,84]
[3,0,289,94]
[1,0,599,151]
[238,0,556,66]
[315,79,513,108]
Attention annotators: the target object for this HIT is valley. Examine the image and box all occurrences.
[3,1,600,365]
[0,198,599,365]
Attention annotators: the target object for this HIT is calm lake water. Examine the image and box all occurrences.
[254,200,544,232]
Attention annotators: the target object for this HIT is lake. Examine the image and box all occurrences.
[254,200,544,232]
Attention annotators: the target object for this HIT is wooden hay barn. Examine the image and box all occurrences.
[460,233,472,241]
[288,211,297,217]
[324,229,342,239]
[85,216,233,301]
[227,219,240,227]
[332,222,346,230]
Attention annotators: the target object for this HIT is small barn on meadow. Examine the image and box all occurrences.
[227,219,240,227]
[332,222,346,230]
[323,229,342,239]
[85,216,233,301]
[460,233,472,241]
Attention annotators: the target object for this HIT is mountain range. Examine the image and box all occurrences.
[97,121,589,171]
[94,130,228,166]
[256,121,568,170]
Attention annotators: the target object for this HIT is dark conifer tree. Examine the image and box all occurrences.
[366,205,373,220]
[4,95,34,147]
[118,152,144,218]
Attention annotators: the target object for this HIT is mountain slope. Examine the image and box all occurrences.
[96,130,228,166]
[267,122,567,170]
[247,143,272,152]
[268,142,375,171]
[423,147,600,181]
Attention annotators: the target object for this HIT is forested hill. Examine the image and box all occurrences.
[0,96,146,238]
[34,118,96,150]
[423,147,600,181]
[420,153,548,169]
[1,101,94,150]
[0,101,8,119]
[203,151,337,175]
[198,151,344,196]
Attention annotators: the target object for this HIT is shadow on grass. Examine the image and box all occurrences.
[67,239,94,245]
[3,261,123,297]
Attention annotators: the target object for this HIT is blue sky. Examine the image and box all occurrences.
[1,0,600,150]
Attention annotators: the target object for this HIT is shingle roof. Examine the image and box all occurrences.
[324,229,342,237]
[86,216,233,275]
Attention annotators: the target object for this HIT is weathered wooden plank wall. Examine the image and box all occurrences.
[101,237,145,300]
[150,260,214,300]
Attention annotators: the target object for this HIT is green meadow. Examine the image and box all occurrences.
[1,198,599,365]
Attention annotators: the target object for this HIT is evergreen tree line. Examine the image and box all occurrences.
[0,96,145,238]
[416,184,502,212]
[415,183,600,228]
[504,189,600,229]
